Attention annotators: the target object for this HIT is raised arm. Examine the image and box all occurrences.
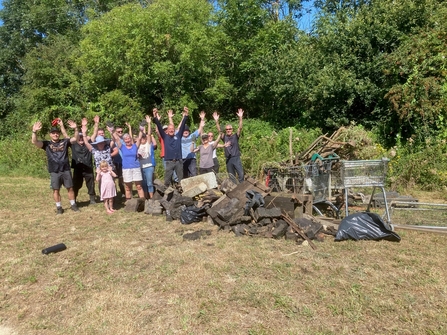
[71,118,86,143]
[236,108,244,136]
[31,121,43,148]
[213,112,223,141]
[58,118,69,139]
[177,106,189,135]
[153,108,165,137]
[82,124,93,152]
[110,126,122,149]
[167,109,174,126]
[125,122,133,140]
[67,120,79,142]
[135,125,144,148]
[91,115,100,142]
[150,134,157,149]
[198,111,206,136]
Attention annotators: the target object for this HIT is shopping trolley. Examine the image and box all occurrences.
[264,159,340,218]
[340,158,391,224]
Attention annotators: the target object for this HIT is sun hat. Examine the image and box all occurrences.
[92,135,105,145]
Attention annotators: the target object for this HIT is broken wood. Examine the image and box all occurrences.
[281,213,317,250]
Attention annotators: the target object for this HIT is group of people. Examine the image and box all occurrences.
[31,107,245,215]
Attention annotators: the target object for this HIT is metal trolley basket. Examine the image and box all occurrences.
[264,160,340,217]
[340,158,391,224]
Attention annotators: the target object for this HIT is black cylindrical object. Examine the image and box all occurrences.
[42,243,67,255]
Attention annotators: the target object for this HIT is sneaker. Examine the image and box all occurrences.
[71,204,80,212]
[56,207,64,215]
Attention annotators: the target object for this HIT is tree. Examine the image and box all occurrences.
[78,0,221,118]
[384,2,447,144]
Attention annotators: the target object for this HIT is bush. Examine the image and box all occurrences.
[387,137,447,192]
[0,134,48,178]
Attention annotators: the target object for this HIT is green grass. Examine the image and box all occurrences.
[1,177,447,334]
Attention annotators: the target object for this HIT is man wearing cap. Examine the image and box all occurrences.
[70,117,96,205]
[32,119,80,214]
[213,108,245,183]
[153,107,189,187]
[181,110,205,178]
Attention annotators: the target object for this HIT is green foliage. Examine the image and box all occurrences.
[384,2,447,145]
[0,135,48,178]
[387,138,447,191]
[78,0,218,111]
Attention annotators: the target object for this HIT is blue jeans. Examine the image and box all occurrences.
[141,166,155,193]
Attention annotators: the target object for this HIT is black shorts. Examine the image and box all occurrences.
[50,170,74,190]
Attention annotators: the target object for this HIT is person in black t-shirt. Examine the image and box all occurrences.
[213,109,245,183]
[71,117,96,204]
[32,119,80,215]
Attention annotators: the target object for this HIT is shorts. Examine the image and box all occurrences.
[50,170,74,190]
[123,168,143,183]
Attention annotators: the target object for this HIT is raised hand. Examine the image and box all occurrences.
[167,109,174,118]
[183,106,189,116]
[236,108,244,118]
[212,111,219,121]
[33,121,42,132]
[199,110,206,120]
[67,120,77,129]
[94,115,100,124]
[82,118,88,127]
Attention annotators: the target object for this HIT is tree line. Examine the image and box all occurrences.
[0,0,446,147]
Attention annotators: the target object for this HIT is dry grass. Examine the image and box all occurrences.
[1,177,447,335]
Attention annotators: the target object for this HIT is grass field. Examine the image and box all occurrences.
[1,177,447,335]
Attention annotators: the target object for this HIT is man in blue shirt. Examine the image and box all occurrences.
[154,107,189,187]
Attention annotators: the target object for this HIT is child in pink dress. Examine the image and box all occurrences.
[96,160,117,214]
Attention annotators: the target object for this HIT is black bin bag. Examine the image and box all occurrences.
[180,205,209,225]
[335,212,401,242]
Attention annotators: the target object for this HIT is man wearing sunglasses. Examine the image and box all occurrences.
[213,109,245,183]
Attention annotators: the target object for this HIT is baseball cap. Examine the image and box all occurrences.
[49,127,60,133]
[184,125,190,132]
[162,125,168,130]
[201,134,209,140]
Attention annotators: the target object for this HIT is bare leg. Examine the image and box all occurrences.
[53,189,61,203]
[109,199,115,212]
[135,181,144,198]
[125,182,133,199]
[67,187,75,201]
[105,198,113,214]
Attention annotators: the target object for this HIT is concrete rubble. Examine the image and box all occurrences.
[130,174,340,246]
